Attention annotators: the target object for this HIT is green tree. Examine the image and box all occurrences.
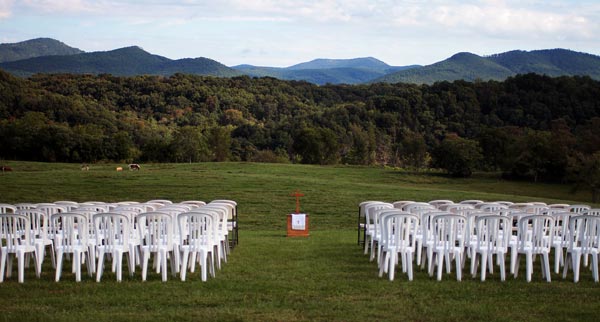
[208,126,232,162]
[432,134,483,177]
[171,126,209,163]
[568,151,600,202]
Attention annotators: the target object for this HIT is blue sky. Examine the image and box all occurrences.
[1,0,599,67]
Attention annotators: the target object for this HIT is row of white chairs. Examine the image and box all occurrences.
[360,200,600,283]
[0,199,237,283]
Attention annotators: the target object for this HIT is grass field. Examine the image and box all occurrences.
[0,161,599,321]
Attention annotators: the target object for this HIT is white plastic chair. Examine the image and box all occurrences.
[54,201,79,211]
[378,211,419,281]
[18,209,55,270]
[147,199,173,206]
[459,200,484,206]
[358,201,383,247]
[392,201,414,209]
[562,215,600,282]
[470,215,511,281]
[364,202,393,256]
[429,214,466,281]
[0,204,16,213]
[180,200,207,208]
[569,205,590,214]
[585,209,600,216]
[511,215,554,282]
[0,214,42,283]
[478,203,508,213]
[14,203,36,211]
[137,212,177,282]
[210,200,238,246]
[93,213,135,282]
[51,213,93,282]
[403,202,435,213]
[199,205,232,266]
[446,204,474,214]
[428,200,454,209]
[524,205,549,215]
[178,212,216,281]
[551,212,571,274]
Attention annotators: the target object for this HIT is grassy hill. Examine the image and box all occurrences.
[376,49,600,84]
[0,161,598,321]
[0,38,83,63]
[0,46,241,78]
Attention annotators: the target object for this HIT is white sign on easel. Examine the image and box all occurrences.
[291,213,306,230]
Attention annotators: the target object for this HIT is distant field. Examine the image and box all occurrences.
[0,161,598,321]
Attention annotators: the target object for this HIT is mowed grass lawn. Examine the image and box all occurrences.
[0,161,599,321]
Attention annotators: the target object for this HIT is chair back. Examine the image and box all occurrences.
[178,212,217,251]
[93,213,130,251]
[17,209,50,241]
[0,204,16,214]
[431,214,466,251]
[0,214,33,250]
[51,212,89,249]
[380,211,418,251]
[474,215,511,252]
[567,215,600,255]
[137,212,173,251]
[516,215,554,253]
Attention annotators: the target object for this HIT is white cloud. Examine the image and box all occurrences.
[0,0,14,19]
[20,0,103,14]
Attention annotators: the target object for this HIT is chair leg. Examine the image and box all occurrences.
[200,251,208,282]
[74,250,82,282]
[180,249,189,281]
[437,252,444,281]
[510,246,517,274]
[499,252,506,281]
[407,252,414,281]
[388,252,397,281]
[35,245,43,278]
[455,252,462,281]
[543,252,551,282]
[141,250,150,281]
[0,250,7,282]
[55,250,64,282]
[511,254,521,278]
[378,251,388,278]
[161,250,168,282]
[526,253,532,282]
[96,250,105,282]
[554,246,562,274]
[17,250,25,283]
[481,252,488,282]
[592,254,599,283]
[574,253,581,283]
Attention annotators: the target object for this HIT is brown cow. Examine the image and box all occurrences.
[129,164,141,171]
[1,166,12,172]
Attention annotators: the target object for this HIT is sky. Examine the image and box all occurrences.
[1,0,599,67]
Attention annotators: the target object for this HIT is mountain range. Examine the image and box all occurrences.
[1,38,599,84]
[374,49,600,84]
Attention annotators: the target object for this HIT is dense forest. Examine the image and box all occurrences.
[1,70,600,199]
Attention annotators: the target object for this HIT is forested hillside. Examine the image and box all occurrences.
[1,70,599,196]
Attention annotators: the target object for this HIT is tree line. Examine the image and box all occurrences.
[1,70,599,200]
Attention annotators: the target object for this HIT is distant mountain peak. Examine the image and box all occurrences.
[0,37,83,63]
[287,57,391,71]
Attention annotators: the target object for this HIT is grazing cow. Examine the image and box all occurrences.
[81,164,89,171]
[1,166,12,172]
[116,167,123,171]
[129,163,141,171]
